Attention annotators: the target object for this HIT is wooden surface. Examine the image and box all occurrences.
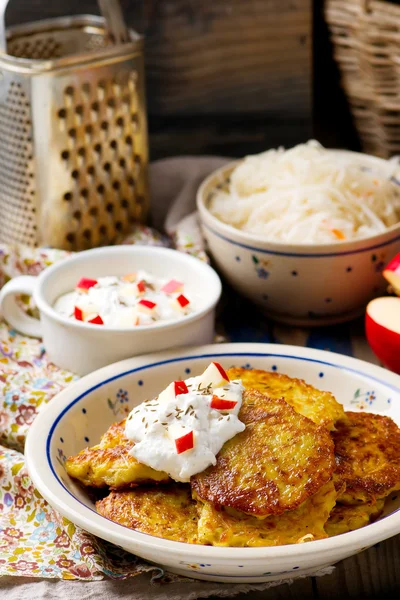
[6,0,312,158]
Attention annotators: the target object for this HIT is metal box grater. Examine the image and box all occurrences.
[0,14,149,250]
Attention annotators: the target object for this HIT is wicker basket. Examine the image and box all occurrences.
[325,0,400,158]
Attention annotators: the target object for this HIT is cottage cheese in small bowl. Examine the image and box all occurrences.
[53,272,193,328]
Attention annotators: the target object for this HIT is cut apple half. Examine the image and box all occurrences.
[383,254,400,295]
[365,296,400,374]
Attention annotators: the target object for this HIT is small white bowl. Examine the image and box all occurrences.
[0,246,221,375]
[197,152,400,326]
[26,343,400,583]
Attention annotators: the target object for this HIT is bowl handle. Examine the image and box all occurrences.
[0,276,42,338]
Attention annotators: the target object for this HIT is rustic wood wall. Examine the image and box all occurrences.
[6,0,312,159]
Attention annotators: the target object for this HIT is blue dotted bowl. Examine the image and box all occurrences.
[26,343,400,583]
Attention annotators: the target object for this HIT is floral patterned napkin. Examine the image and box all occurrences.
[0,224,208,582]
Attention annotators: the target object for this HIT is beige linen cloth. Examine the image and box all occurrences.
[0,157,334,599]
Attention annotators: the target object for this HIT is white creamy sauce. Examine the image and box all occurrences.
[53,271,193,327]
[125,363,245,482]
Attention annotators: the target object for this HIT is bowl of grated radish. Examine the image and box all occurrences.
[197,141,400,326]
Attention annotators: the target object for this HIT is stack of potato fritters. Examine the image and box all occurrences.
[65,369,400,546]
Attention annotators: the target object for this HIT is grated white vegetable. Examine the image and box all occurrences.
[209,140,400,244]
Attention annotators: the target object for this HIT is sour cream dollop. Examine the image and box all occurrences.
[125,362,245,482]
[53,271,193,327]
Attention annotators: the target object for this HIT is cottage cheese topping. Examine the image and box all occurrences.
[125,363,245,482]
[53,271,193,327]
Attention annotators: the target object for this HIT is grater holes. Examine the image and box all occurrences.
[71,170,79,180]
[103,162,111,172]
[99,225,107,235]
[119,158,126,168]
[125,135,133,146]
[97,184,105,194]
[58,108,67,119]
[89,206,98,216]
[94,143,102,154]
[64,192,72,201]
[68,128,77,139]
[65,86,74,97]
[107,98,116,108]
[106,203,114,213]
[110,140,117,149]
[81,188,89,199]
[116,117,124,127]
[66,232,75,244]
[115,221,123,231]
[127,176,135,186]
[73,210,82,220]
[87,165,95,176]
[82,83,91,95]
[75,105,83,116]
[78,147,86,158]
[121,198,129,208]
[83,229,91,240]
[101,121,108,131]
[112,180,120,190]
[85,124,93,135]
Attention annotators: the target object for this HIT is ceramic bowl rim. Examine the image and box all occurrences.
[33,245,222,333]
[26,342,400,563]
[196,150,400,255]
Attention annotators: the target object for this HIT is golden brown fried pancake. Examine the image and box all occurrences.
[325,500,385,537]
[333,412,400,504]
[96,485,198,543]
[227,368,344,431]
[197,480,338,547]
[65,419,169,489]
[191,389,335,517]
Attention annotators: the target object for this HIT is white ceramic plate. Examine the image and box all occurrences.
[26,343,400,583]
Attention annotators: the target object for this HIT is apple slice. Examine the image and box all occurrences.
[76,278,98,292]
[137,299,157,315]
[210,396,238,410]
[161,279,183,295]
[87,315,104,325]
[74,306,83,321]
[383,254,400,295]
[198,362,229,389]
[170,426,194,454]
[158,380,189,403]
[365,296,400,373]
[121,273,136,283]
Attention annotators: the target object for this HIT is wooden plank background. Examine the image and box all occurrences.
[6,0,312,159]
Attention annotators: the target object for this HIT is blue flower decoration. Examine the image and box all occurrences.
[30,522,56,543]
[256,267,269,279]
[116,389,129,403]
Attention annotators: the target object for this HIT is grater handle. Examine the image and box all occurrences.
[97,0,130,45]
[0,0,9,52]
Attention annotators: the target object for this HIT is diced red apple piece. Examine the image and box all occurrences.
[174,429,194,454]
[365,296,400,373]
[74,306,83,321]
[137,299,157,314]
[121,273,136,283]
[176,294,190,309]
[210,396,238,410]
[158,380,189,403]
[88,314,104,325]
[136,280,146,294]
[161,279,184,295]
[383,254,400,295]
[198,362,229,389]
[76,278,98,292]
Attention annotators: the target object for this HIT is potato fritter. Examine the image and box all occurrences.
[333,412,400,504]
[65,419,169,489]
[227,368,344,430]
[96,485,198,543]
[325,499,385,537]
[191,389,335,517]
[197,480,338,547]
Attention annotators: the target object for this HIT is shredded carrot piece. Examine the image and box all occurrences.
[332,228,346,240]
